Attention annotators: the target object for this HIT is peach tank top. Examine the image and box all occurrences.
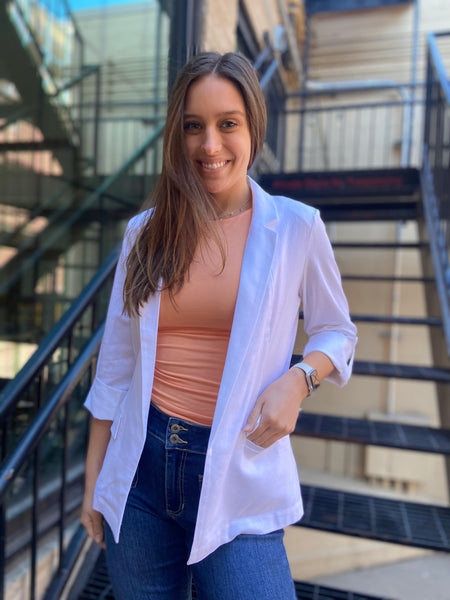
[151,208,252,426]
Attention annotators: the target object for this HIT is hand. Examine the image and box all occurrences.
[81,494,106,549]
[243,369,308,448]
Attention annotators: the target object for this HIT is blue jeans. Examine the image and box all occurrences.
[105,403,296,600]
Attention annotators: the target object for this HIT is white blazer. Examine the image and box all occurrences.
[84,178,357,564]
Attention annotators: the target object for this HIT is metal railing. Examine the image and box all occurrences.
[286,84,425,172]
[0,251,115,600]
[0,121,164,363]
[422,31,450,354]
[4,0,86,157]
[251,36,285,175]
[6,0,83,92]
[0,116,164,599]
[1,0,169,358]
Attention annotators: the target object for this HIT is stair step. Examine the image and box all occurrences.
[294,581,394,600]
[353,360,450,383]
[196,581,393,600]
[291,355,450,383]
[0,140,73,151]
[295,412,450,455]
[341,275,435,283]
[297,485,450,552]
[350,314,442,326]
[333,242,426,249]
[298,312,442,327]
[319,202,420,222]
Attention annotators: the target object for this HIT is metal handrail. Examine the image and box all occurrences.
[421,31,450,354]
[0,235,122,599]
[51,64,100,99]
[0,247,118,419]
[0,324,104,498]
[0,122,164,297]
[7,0,83,90]
[427,31,450,104]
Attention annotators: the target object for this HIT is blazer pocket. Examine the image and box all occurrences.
[244,438,269,456]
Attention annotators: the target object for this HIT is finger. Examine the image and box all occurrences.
[243,403,263,433]
[91,514,105,548]
[83,511,105,548]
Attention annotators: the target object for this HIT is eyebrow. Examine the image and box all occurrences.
[184,110,246,119]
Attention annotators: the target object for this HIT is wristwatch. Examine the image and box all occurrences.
[292,362,320,396]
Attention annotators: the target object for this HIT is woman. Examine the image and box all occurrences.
[81,52,357,599]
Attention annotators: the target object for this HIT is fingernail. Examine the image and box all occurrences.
[247,415,261,434]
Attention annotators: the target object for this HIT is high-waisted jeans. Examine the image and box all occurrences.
[104,402,296,600]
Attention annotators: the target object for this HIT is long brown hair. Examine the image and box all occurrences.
[123,52,267,316]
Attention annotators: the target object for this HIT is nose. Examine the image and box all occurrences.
[201,127,221,155]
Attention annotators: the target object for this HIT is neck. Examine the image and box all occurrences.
[218,196,251,220]
[215,180,251,219]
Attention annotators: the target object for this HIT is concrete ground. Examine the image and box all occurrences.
[311,553,450,600]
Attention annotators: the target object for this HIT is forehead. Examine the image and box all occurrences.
[184,75,246,114]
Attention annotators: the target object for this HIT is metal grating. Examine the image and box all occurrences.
[349,314,442,327]
[76,552,114,600]
[295,412,450,455]
[76,551,393,600]
[341,275,435,283]
[298,485,450,552]
[291,354,450,383]
[298,311,443,327]
[352,360,450,383]
[332,242,427,249]
[294,581,393,600]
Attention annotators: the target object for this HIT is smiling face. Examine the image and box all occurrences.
[183,75,252,211]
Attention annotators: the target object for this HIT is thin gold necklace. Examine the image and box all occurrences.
[218,198,251,220]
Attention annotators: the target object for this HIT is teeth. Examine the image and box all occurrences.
[201,161,227,170]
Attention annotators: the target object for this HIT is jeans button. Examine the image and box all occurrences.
[171,424,181,433]
[170,433,188,444]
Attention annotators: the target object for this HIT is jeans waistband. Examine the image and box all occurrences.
[148,402,211,454]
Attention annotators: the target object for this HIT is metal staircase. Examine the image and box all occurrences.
[0,0,167,377]
[0,5,449,600]
[0,0,84,175]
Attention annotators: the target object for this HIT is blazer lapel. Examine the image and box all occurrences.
[139,290,161,429]
[212,179,278,433]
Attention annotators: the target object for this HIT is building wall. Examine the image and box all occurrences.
[200,0,239,52]
[307,0,449,82]
[293,0,450,172]
[73,0,169,174]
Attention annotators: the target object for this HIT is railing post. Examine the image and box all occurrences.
[0,502,5,600]
[93,67,101,178]
[58,402,70,572]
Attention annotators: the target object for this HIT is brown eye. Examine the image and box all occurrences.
[221,120,237,129]
[184,122,201,132]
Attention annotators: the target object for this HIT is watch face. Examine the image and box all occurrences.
[293,362,320,392]
[311,370,320,389]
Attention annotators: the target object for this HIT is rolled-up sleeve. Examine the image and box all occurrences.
[84,219,140,419]
[301,211,358,386]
